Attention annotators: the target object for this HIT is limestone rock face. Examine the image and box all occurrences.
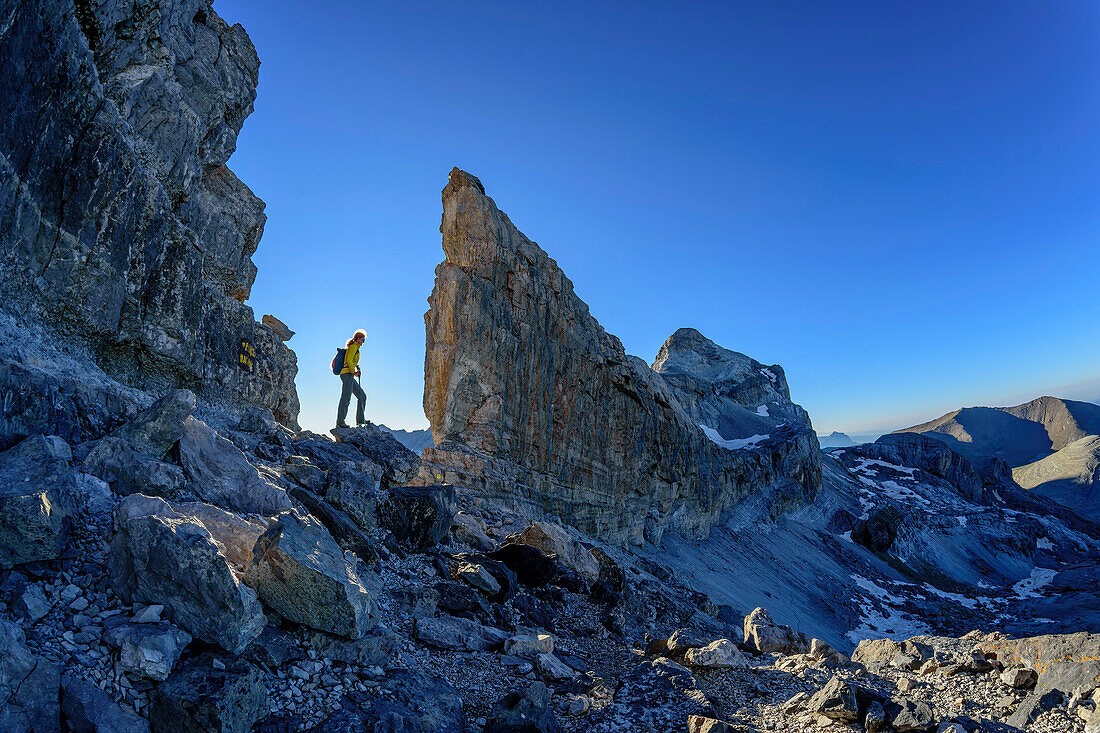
[0,0,299,426]
[421,168,821,544]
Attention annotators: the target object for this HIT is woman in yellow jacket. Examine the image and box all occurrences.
[336,329,367,428]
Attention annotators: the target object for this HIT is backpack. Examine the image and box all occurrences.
[331,347,347,375]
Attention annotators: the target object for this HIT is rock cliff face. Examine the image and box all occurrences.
[422,169,820,545]
[0,0,299,425]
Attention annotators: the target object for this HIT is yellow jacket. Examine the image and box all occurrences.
[341,342,361,375]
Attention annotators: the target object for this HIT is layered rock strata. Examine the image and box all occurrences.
[421,168,820,544]
[0,0,299,425]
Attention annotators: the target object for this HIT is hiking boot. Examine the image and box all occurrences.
[336,422,350,429]
[355,421,368,427]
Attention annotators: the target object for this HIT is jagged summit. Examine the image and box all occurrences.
[421,169,820,545]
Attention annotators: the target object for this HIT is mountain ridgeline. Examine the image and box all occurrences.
[418,168,821,545]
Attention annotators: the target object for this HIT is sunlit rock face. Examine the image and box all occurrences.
[421,168,820,545]
[0,0,299,426]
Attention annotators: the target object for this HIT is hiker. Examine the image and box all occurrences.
[336,329,367,428]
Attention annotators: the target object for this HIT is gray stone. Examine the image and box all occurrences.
[535,653,575,682]
[74,472,115,515]
[743,607,810,654]
[504,522,599,583]
[0,435,78,568]
[1001,667,1038,689]
[331,423,420,488]
[102,617,191,681]
[14,583,50,622]
[109,390,196,460]
[687,717,740,733]
[61,675,150,733]
[323,460,384,532]
[262,315,294,342]
[0,618,60,733]
[82,436,186,498]
[286,485,378,567]
[864,701,887,733]
[684,639,745,669]
[458,562,501,595]
[667,628,709,657]
[504,634,555,658]
[806,675,859,723]
[451,512,494,551]
[413,615,508,651]
[149,653,267,733]
[301,626,401,667]
[887,698,936,732]
[283,458,325,493]
[377,484,457,551]
[485,682,559,733]
[108,494,266,654]
[178,417,291,515]
[244,509,376,638]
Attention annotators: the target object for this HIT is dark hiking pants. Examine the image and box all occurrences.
[338,373,365,425]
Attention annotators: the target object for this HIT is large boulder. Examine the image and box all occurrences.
[109,390,196,460]
[806,675,860,723]
[108,494,266,654]
[101,616,192,681]
[287,485,378,566]
[178,417,291,515]
[82,436,186,498]
[148,653,268,733]
[743,607,810,654]
[0,435,78,567]
[330,424,420,488]
[504,522,599,583]
[419,169,820,544]
[0,618,60,733]
[323,460,384,533]
[377,484,456,551]
[244,509,376,638]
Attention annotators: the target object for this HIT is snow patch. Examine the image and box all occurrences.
[760,368,778,383]
[756,404,770,417]
[1012,567,1056,599]
[1036,537,1053,550]
[847,574,931,644]
[698,424,769,450]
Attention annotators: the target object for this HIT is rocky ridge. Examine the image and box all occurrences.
[420,168,820,545]
[0,0,299,426]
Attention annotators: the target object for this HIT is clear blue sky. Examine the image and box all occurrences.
[218,0,1100,436]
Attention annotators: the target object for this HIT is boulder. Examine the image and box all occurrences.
[413,615,508,651]
[0,618,60,732]
[504,634,555,658]
[1000,667,1038,689]
[82,437,186,498]
[286,486,378,566]
[742,607,810,654]
[451,512,494,550]
[323,460,384,532]
[806,675,860,722]
[148,653,268,733]
[667,628,709,657]
[684,639,745,669]
[489,543,559,587]
[14,583,50,622]
[853,639,930,670]
[457,561,501,595]
[238,407,279,435]
[108,495,266,654]
[330,424,420,488]
[485,682,560,733]
[282,457,325,493]
[262,315,295,342]
[687,717,741,733]
[535,652,576,681]
[886,697,936,732]
[377,484,456,551]
[61,675,150,733]
[303,670,464,733]
[0,435,78,567]
[178,417,291,515]
[101,617,191,681]
[504,522,599,583]
[244,509,377,638]
[301,626,401,667]
[109,390,196,460]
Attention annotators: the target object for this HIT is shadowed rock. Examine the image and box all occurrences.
[0,435,79,568]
